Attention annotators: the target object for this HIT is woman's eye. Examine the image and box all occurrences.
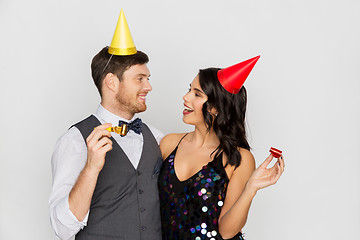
[195,93,200,97]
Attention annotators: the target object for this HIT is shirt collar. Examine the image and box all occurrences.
[96,104,137,126]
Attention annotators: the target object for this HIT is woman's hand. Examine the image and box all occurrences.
[246,154,285,192]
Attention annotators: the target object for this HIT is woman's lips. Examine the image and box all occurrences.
[183,104,194,115]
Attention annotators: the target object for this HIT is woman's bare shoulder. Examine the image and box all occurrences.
[233,147,256,175]
[160,133,188,159]
[223,148,255,180]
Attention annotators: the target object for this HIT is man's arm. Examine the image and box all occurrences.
[49,123,112,240]
[68,123,112,221]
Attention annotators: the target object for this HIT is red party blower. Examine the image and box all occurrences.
[269,147,282,158]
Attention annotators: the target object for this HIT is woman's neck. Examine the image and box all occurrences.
[190,123,220,149]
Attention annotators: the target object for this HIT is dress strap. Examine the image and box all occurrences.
[214,151,224,166]
[176,133,189,147]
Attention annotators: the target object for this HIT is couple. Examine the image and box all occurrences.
[49,10,284,240]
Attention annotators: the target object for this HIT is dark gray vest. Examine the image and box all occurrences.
[74,115,162,240]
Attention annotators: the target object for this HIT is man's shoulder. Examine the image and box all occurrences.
[71,115,98,129]
[143,122,164,145]
[55,115,96,146]
[57,125,83,144]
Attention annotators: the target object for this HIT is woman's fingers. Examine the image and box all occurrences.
[259,154,274,169]
[279,155,285,172]
[272,157,284,183]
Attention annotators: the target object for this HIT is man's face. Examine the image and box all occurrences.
[115,64,152,116]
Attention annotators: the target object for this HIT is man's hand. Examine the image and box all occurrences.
[85,123,113,173]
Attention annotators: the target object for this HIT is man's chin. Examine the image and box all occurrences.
[135,104,147,113]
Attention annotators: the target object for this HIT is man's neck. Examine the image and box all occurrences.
[100,102,134,120]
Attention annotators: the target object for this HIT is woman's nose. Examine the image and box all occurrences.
[183,92,190,102]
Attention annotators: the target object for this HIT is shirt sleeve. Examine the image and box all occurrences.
[48,127,89,240]
[146,124,164,145]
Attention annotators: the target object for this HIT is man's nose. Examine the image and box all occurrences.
[144,79,152,91]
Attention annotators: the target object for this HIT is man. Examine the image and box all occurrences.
[49,10,163,240]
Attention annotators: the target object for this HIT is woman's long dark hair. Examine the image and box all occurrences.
[199,68,250,168]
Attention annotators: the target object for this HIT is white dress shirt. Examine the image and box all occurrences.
[48,104,163,240]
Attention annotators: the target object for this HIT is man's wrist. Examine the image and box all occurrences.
[83,163,101,177]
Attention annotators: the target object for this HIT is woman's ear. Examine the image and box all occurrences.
[209,107,218,117]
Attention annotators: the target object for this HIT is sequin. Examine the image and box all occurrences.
[158,147,244,239]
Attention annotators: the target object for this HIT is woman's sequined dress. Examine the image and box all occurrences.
[158,144,245,240]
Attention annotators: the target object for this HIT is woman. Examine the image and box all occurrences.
[158,58,285,240]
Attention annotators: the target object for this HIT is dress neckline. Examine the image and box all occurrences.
[168,145,223,183]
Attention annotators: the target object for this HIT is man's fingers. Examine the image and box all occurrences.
[95,123,112,130]
[87,130,111,148]
[99,143,113,154]
[87,123,112,142]
[96,137,113,150]
[87,128,112,147]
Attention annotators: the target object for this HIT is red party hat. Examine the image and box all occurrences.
[217,55,260,94]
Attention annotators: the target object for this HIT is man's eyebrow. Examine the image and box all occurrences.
[137,73,150,77]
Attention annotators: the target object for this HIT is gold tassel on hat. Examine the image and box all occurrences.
[108,9,137,56]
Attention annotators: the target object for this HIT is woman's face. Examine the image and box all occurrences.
[182,75,208,125]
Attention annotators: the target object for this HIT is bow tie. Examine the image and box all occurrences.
[118,118,143,136]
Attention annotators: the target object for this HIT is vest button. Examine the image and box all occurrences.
[139,189,144,194]
[140,207,146,212]
[137,171,142,176]
[141,226,147,231]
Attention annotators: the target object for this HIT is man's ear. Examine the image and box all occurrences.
[103,73,117,92]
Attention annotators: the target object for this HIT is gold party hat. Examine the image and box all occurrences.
[108,9,137,55]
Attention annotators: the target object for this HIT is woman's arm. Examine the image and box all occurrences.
[218,149,255,239]
[218,149,285,239]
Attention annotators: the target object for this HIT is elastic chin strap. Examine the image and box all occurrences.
[101,52,114,77]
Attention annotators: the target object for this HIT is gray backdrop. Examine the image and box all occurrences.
[1,0,359,239]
